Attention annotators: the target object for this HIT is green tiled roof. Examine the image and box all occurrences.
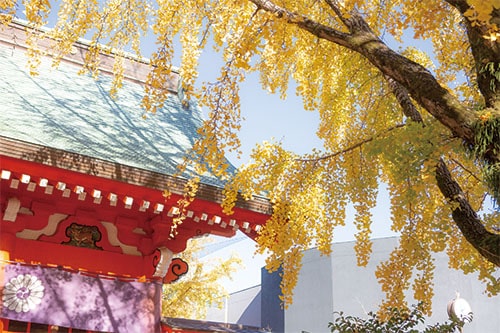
[0,42,230,187]
[162,317,271,333]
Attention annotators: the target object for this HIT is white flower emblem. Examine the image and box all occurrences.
[2,274,45,313]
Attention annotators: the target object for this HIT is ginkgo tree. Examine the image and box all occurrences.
[162,238,242,319]
[1,0,499,314]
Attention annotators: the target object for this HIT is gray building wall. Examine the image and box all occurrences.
[261,268,284,333]
[207,237,500,333]
[329,237,398,320]
[206,285,262,327]
[285,237,500,333]
[284,249,334,333]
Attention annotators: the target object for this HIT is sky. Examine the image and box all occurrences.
[29,5,399,293]
[139,36,324,164]
[15,3,320,294]
[133,14,401,294]
[167,45,332,293]
[16,4,499,323]
[141,36,400,294]
[160,26,495,295]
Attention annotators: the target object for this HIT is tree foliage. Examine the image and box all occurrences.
[2,0,500,313]
[328,303,465,333]
[161,238,242,319]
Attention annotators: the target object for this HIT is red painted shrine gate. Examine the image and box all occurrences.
[0,21,271,332]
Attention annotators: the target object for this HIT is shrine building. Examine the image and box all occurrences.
[0,20,271,332]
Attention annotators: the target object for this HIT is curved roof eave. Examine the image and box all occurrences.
[0,21,272,217]
[0,21,232,187]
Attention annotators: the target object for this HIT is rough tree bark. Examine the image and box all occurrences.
[445,0,500,108]
[387,74,500,266]
[436,158,500,265]
[249,0,500,266]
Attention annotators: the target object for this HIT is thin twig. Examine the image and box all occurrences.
[450,158,483,183]
[297,123,405,162]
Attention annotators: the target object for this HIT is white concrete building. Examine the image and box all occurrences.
[207,237,500,333]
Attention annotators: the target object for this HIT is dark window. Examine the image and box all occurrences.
[4,320,29,332]
[1,319,107,333]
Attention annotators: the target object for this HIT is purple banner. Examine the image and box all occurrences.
[1,264,162,332]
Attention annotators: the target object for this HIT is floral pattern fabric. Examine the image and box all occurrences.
[1,264,162,332]
[2,274,44,313]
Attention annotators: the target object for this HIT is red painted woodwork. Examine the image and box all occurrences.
[0,155,269,280]
[1,233,157,279]
[163,258,189,283]
[0,318,100,332]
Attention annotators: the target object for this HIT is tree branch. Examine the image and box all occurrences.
[249,0,477,145]
[297,124,405,162]
[248,0,351,48]
[442,0,469,13]
[323,0,350,27]
[385,75,423,123]
[250,0,500,267]
[385,75,500,267]
[435,158,500,266]
[345,22,476,144]
[450,158,483,183]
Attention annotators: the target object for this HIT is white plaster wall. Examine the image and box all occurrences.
[330,237,397,319]
[205,285,262,326]
[285,237,500,333]
[429,250,500,333]
[284,248,334,333]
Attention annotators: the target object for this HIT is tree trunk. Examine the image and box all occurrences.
[445,0,500,108]
[435,159,500,266]
[249,0,500,267]
[386,75,500,267]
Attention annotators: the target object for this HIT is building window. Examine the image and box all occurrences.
[0,319,105,333]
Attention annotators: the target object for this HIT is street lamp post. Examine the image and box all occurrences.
[447,292,473,333]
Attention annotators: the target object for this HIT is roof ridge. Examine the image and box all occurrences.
[2,19,180,89]
[7,18,183,72]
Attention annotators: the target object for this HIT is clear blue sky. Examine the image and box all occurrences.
[139,36,324,166]
[138,34,399,293]
[34,7,397,292]
[135,22,407,291]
